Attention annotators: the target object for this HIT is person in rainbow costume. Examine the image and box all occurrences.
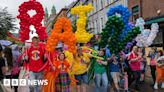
[42,44,77,92]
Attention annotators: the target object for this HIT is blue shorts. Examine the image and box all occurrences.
[75,72,88,85]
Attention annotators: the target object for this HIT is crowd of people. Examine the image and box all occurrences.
[0,36,164,92]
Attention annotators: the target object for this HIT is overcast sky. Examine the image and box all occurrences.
[0,0,76,34]
[0,0,76,17]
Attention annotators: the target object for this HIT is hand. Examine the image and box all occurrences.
[97,59,101,63]
[99,60,103,64]
[137,57,141,60]
[23,55,28,60]
[69,67,72,72]
[52,66,56,71]
[44,54,47,58]
[161,66,164,69]
[5,67,9,72]
[2,53,5,58]
[107,58,111,61]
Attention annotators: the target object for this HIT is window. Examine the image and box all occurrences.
[96,20,99,33]
[109,0,113,4]
[100,17,104,32]
[132,5,139,22]
[109,0,117,4]
[100,0,104,9]
[93,0,96,13]
[92,22,94,32]
[105,0,109,6]
[94,20,97,34]
[95,0,98,12]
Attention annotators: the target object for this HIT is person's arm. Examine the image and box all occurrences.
[23,48,30,63]
[130,57,140,62]
[69,62,73,71]
[157,57,164,67]
[43,52,48,63]
[147,51,152,57]
[2,66,8,75]
[107,57,113,62]
[52,66,56,71]
[0,58,7,75]
[51,61,57,71]
[100,60,108,65]
[156,63,162,67]
[129,53,141,62]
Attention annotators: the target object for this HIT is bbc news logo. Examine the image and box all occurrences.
[3,79,48,86]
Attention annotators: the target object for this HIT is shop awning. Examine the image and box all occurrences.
[145,17,164,25]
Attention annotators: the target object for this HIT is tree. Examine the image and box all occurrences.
[0,7,17,39]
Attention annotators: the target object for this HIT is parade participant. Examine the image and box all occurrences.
[11,45,21,92]
[119,51,129,92]
[72,47,90,92]
[109,54,120,91]
[24,36,47,92]
[128,46,141,90]
[0,44,2,52]
[3,47,13,79]
[148,47,157,84]
[0,47,14,92]
[54,53,71,92]
[154,50,164,89]
[0,46,6,92]
[138,47,146,82]
[94,49,108,92]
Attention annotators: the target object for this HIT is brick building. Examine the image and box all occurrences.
[128,0,164,49]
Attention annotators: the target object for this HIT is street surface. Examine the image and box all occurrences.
[85,66,164,92]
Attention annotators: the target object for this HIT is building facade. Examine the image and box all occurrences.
[66,0,128,34]
[56,8,68,18]
[128,0,164,48]
[44,5,57,34]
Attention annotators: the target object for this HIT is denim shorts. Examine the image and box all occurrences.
[75,72,88,85]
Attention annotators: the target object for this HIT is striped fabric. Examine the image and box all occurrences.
[55,72,71,92]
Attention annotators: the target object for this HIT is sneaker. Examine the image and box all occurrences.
[154,83,158,89]
[161,83,164,89]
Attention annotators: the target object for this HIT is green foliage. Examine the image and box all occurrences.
[0,7,17,39]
